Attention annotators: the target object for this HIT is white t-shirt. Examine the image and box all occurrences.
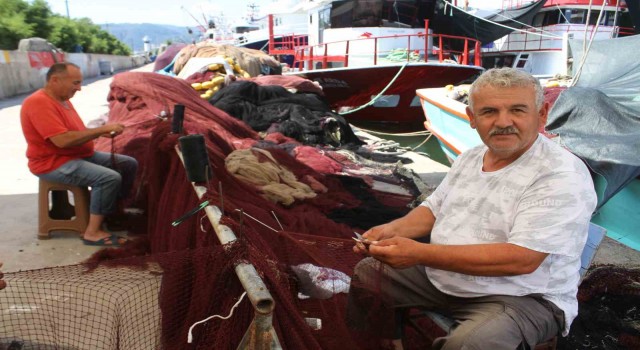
[422,135,597,335]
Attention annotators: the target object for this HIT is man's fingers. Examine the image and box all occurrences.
[371,238,396,247]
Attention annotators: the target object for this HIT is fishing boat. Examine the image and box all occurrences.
[417,31,640,251]
[266,0,486,131]
[188,2,309,52]
[480,0,636,77]
[235,3,308,51]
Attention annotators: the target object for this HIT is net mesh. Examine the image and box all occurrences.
[0,263,162,349]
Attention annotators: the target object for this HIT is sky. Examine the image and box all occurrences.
[46,0,259,27]
[45,0,505,27]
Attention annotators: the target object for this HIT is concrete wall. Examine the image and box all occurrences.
[0,51,146,99]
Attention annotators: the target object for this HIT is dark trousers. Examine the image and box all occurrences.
[347,258,564,350]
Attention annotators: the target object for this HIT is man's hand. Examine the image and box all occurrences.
[352,224,396,255]
[363,223,397,241]
[0,262,6,291]
[368,237,425,269]
[103,123,125,138]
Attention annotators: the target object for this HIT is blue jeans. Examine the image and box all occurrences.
[38,152,138,215]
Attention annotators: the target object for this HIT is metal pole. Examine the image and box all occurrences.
[268,14,275,54]
[345,40,349,67]
[176,147,282,350]
[424,19,429,63]
[65,0,70,18]
[374,38,378,65]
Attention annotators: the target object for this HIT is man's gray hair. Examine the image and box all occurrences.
[468,68,544,110]
[46,62,80,82]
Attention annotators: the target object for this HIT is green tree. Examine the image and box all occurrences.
[0,0,32,49]
[47,15,80,52]
[24,0,52,39]
[0,0,131,55]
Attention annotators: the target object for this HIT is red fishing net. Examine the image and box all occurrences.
[91,71,418,348]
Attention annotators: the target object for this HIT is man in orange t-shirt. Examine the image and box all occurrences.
[20,62,138,246]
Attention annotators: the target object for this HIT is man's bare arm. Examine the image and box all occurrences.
[371,239,548,276]
[49,124,124,148]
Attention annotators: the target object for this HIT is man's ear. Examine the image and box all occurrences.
[538,102,549,128]
[466,106,476,129]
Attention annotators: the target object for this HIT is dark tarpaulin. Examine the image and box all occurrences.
[430,0,546,47]
[546,88,640,208]
[626,0,640,34]
[545,34,640,208]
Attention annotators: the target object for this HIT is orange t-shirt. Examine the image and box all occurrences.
[20,90,94,174]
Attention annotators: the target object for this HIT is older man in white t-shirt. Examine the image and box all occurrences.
[348,67,597,349]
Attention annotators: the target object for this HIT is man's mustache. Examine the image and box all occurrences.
[490,126,519,136]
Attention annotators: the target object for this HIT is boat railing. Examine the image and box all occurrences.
[269,33,309,56]
[286,31,482,71]
[485,23,636,52]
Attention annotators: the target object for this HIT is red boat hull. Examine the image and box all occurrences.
[289,63,483,131]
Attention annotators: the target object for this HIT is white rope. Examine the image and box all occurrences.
[271,211,284,231]
[235,209,278,232]
[556,4,571,24]
[442,0,561,39]
[583,0,594,54]
[411,133,434,151]
[187,291,247,343]
[355,127,431,137]
[200,214,207,232]
[338,61,409,115]
[571,0,607,86]
[491,9,559,37]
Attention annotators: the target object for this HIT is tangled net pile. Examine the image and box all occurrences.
[1,72,420,349]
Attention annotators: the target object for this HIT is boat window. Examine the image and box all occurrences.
[516,54,528,68]
[542,9,561,26]
[319,8,332,30]
[559,10,572,24]
[603,11,617,26]
[569,9,586,24]
[235,26,259,34]
[382,0,419,26]
[588,10,604,25]
[329,0,424,29]
[353,0,383,27]
[532,13,545,26]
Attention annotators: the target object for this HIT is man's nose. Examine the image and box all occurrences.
[494,110,513,127]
